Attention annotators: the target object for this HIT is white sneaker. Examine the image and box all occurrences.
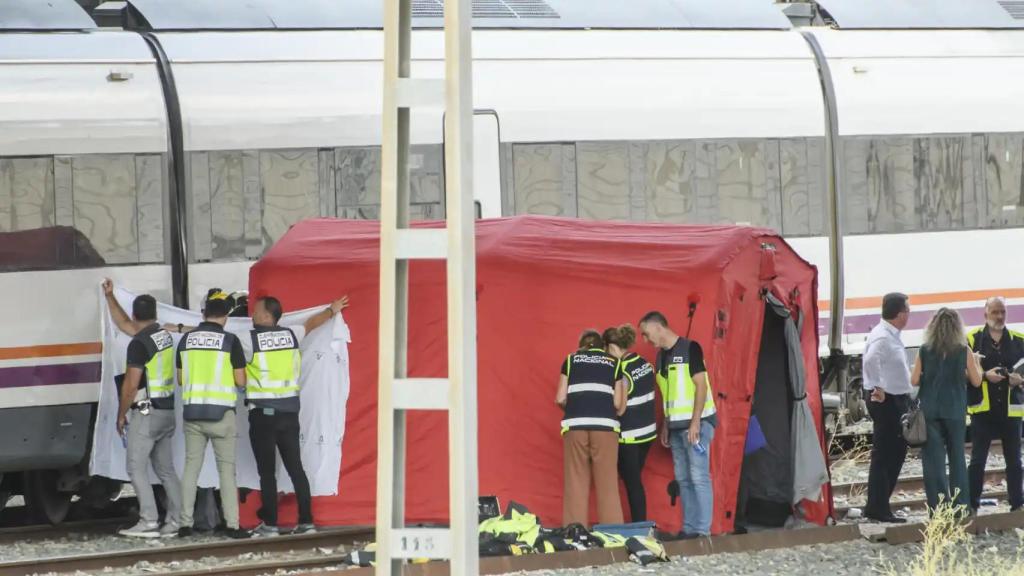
[252,523,279,538]
[120,520,161,538]
[159,521,179,538]
[293,523,317,535]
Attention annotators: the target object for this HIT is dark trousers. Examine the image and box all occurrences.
[864,390,910,518]
[617,441,652,522]
[248,409,313,526]
[969,412,1023,510]
[922,416,968,510]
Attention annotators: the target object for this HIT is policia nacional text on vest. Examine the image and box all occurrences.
[619,353,657,444]
[134,324,176,410]
[180,327,241,421]
[657,338,715,427]
[562,348,621,434]
[967,327,1024,418]
[246,326,302,413]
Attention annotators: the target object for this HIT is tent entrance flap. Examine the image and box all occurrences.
[736,302,794,529]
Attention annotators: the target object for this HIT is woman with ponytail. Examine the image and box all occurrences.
[604,324,657,522]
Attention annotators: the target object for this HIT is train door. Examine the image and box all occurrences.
[472,111,501,218]
[445,110,502,218]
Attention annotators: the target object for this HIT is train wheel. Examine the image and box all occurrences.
[24,470,71,525]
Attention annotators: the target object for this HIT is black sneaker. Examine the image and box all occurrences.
[177,526,194,538]
[226,528,251,539]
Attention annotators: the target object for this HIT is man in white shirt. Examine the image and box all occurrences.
[861,293,912,523]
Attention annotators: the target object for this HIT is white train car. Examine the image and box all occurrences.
[3,0,1024,521]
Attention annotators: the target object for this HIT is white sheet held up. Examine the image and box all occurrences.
[90,287,350,496]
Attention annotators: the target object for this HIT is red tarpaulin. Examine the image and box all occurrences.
[245,216,833,533]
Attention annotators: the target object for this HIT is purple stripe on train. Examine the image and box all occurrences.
[818,303,1024,337]
[0,362,101,388]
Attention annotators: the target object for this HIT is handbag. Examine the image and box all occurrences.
[901,400,927,447]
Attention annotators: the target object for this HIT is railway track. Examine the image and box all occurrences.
[0,525,373,576]
[0,516,132,545]
[835,490,1010,517]
[831,467,1006,499]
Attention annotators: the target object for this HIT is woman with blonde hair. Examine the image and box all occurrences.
[911,307,983,510]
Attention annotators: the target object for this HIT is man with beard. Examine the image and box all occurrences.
[967,297,1024,513]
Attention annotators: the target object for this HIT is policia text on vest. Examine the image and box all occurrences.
[556,334,627,528]
[103,280,184,538]
[175,293,249,538]
[240,294,348,534]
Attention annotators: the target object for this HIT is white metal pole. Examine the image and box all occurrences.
[444,0,479,573]
[377,0,411,574]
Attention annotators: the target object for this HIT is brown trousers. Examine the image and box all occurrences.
[563,430,624,527]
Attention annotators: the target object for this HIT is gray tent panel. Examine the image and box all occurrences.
[766,293,829,506]
[818,0,1024,29]
[0,0,95,30]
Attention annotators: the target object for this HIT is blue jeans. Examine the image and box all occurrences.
[670,420,715,535]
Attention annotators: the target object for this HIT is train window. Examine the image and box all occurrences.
[511,144,577,217]
[983,134,1024,228]
[508,138,820,235]
[576,142,631,221]
[635,140,696,224]
[844,136,976,234]
[0,154,167,270]
[334,145,444,221]
[0,157,54,233]
[260,150,320,248]
[780,138,828,237]
[713,140,782,231]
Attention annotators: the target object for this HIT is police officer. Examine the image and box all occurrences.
[639,310,716,538]
[556,330,626,527]
[102,280,183,538]
[603,324,656,522]
[243,294,348,537]
[967,296,1024,513]
[173,292,249,538]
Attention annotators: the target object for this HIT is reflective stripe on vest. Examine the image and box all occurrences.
[181,330,237,421]
[620,422,657,443]
[626,391,655,407]
[658,363,716,423]
[247,328,301,411]
[567,383,614,395]
[145,346,175,400]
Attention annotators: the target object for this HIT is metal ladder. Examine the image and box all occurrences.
[376,0,478,575]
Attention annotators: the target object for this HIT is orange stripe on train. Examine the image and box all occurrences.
[819,288,1024,312]
[0,342,102,361]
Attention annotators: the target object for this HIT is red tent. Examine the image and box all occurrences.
[246,216,833,534]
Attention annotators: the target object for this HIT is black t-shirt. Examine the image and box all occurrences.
[656,339,706,377]
[175,322,247,370]
[126,324,160,368]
